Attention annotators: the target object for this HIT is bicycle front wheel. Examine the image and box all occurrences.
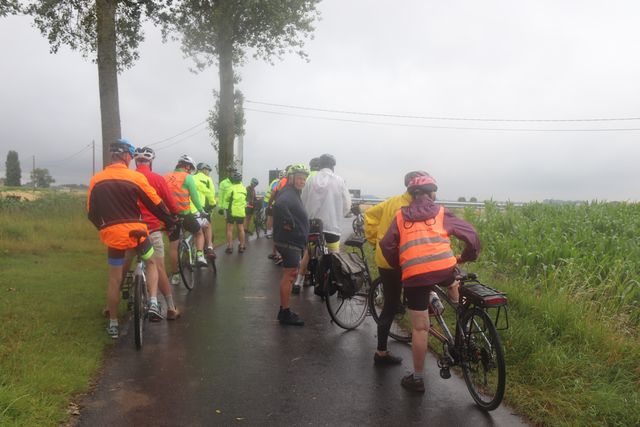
[178,239,195,290]
[368,277,412,343]
[458,307,506,411]
[133,274,145,350]
[325,280,369,330]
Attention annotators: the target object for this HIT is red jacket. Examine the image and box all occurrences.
[136,164,180,231]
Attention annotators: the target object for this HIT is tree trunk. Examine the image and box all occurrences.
[96,0,121,168]
[217,3,235,182]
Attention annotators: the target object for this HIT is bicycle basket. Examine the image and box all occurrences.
[460,283,507,308]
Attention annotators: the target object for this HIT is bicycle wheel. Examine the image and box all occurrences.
[325,274,369,330]
[178,239,195,290]
[458,307,506,411]
[368,277,412,343]
[207,251,217,275]
[133,274,145,350]
[254,216,261,238]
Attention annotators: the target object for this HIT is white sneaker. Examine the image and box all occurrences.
[196,255,208,267]
[170,273,181,286]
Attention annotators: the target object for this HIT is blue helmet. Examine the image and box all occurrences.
[110,138,135,156]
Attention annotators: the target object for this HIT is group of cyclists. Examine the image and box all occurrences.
[87,138,481,394]
[87,139,259,339]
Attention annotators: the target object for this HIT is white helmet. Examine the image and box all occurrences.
[134,146,155,161]
[178,154,196,170]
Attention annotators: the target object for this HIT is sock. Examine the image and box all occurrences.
[165,294,175,309]
[413,372,424,381]
[196,250,203,257]
[150,297,158,306]
[109,319,118,327]
[294,274,304,286]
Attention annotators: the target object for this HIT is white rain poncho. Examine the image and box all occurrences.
[301,168,352,236]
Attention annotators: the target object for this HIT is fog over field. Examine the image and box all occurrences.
[1,0,639,202]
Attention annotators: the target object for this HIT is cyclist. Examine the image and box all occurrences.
[272,164,310,326]
[364,171,429,365]
[131,146,182,321]
[192,162,217,254]
[263,172,281,240]
[87,139,173,338]
[217,165,236,218]
[244,177,259,233]
[296,154,351,293]
[380,174,480,393]
[222,171,248,253]
[165,155,207,286]
[307,157,320,181]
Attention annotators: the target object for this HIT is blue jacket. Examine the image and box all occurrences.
[273,185,309,250]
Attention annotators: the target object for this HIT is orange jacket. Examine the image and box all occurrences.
[164,170,191,213]
[396,207,457,281]
[87,163,170,250]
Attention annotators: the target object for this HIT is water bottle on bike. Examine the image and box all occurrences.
[429,291,445,315]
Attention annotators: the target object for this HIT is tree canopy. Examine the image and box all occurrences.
[0,0,21,17]
[30,168,56,188]
[5,150,22,186]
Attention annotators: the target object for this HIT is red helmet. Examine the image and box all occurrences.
[407,174,438,195]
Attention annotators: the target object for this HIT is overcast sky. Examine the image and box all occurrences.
[1,0,639,202]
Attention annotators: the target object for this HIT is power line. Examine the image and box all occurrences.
[147,120,208,147]
[244,107,640,132]
[154,127,209,152]
[39,143,93,166]
[246,100,640,123]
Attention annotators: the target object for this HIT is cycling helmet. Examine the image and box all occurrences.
[230,171,242,183]
[309,157,321,171]
[110,138,135,156]
[407,174,438,196]
[404,170,428,187]
[250,178,259,186]
[287,163,310,176]
[177,154,196,171]
[318,154,336,169]
[197,162,212,171]
[134,146,155,161]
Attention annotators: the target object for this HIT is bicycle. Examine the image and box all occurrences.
[307,218,370,330]
[351,204,364,237]
[370,271,508,410]
[120,230,151,350]
[253,197,267,238]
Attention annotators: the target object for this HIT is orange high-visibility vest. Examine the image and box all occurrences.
[396,206,457,280]
[164,171,190,213]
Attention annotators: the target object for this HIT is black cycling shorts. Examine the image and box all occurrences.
[275,244,303,269]
[169,213,201,242]
[226,213,245,224]
[404,276,455,311]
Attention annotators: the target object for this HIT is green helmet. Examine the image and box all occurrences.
[287,163,310,176]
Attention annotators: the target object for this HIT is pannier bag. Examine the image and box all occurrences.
[330,252,368,298]
[313,254,334,297]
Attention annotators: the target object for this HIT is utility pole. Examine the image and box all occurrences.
[92,140,95,176]
[32,155,36,189]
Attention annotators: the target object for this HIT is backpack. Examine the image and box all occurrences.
[330,252,368,298]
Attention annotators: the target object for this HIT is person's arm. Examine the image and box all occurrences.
[273,194,296,230]
[86,180,101,229]
[205,177,216,208]
[184,174,204,213]
[443,209,481,263]
[379,218,400,269]
[341,180,352,217]
[363,200,384,245]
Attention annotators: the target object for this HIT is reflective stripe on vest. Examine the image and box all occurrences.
[396,206,457,280]
[165,171,190,211]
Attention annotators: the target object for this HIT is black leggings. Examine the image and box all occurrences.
[377,267,403,352]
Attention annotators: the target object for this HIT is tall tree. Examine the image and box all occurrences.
[208,88,246,163]
[5,150,22,186]
[0,0,20,17]
[160,0,320,181]
[25,1,158,167]
[30,168,56,188]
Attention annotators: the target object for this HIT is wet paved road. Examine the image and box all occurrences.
[77,233,528,426]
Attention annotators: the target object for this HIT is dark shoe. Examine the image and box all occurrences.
[238,246,246,253]
[277,308,284,321]
[225,247,233,254]
[268,254,276,260]
[374,352,403,365]
[401,374,425,393]
[291,284,301,294]
[279,310,304,326]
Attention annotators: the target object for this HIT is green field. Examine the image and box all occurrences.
[1,192,639,426]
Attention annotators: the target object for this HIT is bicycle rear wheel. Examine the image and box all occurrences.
[368,277,412,343]
[178,239,195,290]
[458,307,506,411]
[133,274,145,350]
[325,279,368,330]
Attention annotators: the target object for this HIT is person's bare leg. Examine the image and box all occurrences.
[238,224,246,247]
[144,257,158,299]
[447,280,460,303]
[107,265,123,323]
[409,309,430,373]
[169,240,179,273]
[226,223,233,249]
[294,249,310,286]
[280,267,297,309]
[195,229,204,251]
[203,224,212,248]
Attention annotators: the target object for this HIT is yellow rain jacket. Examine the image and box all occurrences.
[364,192,412,269]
